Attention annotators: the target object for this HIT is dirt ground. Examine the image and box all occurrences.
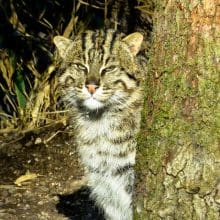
[0,122,104,220]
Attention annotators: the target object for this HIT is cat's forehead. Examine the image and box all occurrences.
[79,30,122,51]
[74,30,123,64]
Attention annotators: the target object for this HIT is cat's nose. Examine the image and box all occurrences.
[86,84,99,94]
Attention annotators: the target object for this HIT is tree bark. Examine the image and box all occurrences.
[135,0,220,219]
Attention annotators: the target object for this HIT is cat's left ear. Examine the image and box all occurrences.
[122,32,143,56]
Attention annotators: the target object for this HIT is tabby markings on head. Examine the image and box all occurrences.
[54,29,143,113]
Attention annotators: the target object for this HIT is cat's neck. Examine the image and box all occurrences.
[79,108,107,121]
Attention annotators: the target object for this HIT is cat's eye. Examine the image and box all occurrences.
[74,63,88,72]
[101,66,117,75]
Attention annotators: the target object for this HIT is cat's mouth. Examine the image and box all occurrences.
[83,97,104,110]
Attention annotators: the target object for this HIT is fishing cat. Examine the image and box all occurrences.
[54,29,144,220]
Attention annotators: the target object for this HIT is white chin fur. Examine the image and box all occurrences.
[83,97,104,110]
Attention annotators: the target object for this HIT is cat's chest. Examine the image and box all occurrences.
[76,114,117,142]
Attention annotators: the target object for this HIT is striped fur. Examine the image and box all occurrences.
[54,29,144,220]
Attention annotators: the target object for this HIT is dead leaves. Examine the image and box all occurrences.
[14,170,42,186]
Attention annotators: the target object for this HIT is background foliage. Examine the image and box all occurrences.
[0,0,153,130]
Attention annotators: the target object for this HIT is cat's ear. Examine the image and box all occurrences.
[53,36,72,58]
[122,32,143,56]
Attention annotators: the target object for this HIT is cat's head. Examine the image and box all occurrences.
[54,30,143,113]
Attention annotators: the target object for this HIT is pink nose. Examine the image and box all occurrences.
[86,84,98,94]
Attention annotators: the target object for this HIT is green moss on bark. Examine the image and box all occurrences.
[135,0,220,219]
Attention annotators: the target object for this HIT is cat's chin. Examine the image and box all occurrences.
[83,97,104,110]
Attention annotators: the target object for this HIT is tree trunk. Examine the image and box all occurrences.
[135,0,220,219]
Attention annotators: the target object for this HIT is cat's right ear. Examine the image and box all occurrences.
[53,36,72,58]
